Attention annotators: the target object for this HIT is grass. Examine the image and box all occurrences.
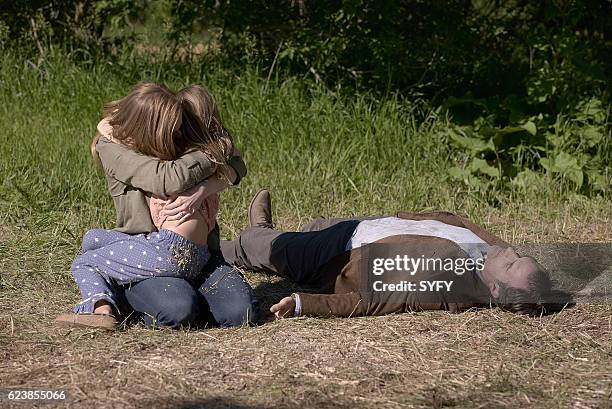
[0,48,610,408]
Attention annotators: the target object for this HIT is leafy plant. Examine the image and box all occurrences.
[0,0,144,56]
[445,97,610,194]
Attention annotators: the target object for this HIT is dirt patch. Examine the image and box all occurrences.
[0,225,14,244]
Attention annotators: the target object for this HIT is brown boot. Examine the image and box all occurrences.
[55,312,118,330]
[248,189,273,228]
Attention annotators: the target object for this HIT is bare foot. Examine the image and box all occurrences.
[270,296,295,319]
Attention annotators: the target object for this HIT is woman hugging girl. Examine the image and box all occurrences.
[56,82,256,330]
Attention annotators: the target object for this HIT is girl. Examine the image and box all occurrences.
[56,82,252,329]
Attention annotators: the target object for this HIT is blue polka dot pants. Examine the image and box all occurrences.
[71,228,210,315]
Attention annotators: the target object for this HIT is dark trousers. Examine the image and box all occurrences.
[220,217,361,285]
[119,252,257,328]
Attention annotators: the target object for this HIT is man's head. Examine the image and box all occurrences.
[481,245,553,316]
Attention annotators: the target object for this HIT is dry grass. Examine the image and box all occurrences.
[1,208,611,409]
[0,49,610,408]
[1,302,610,408]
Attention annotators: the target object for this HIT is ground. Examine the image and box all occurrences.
[0,52,610,408]
[1,208,610,409]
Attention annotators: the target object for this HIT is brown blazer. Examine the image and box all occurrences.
[297,211,510,317]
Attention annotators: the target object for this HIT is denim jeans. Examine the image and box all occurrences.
[72,228,209,315]
[121,252,257,328]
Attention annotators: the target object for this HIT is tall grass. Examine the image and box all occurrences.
[0,48,609,251]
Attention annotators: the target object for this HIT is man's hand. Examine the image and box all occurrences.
[270,296,296,319]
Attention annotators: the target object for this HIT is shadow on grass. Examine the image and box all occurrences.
[252,277,296,318]
[516,243,611,307]
[155,397,271,409]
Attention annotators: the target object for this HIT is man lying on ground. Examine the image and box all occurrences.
[221,190,558,319]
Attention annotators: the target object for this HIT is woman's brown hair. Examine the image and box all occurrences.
[97,82,187,161]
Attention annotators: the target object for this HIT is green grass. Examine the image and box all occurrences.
[1,48,609,237]
[0,48,610,409]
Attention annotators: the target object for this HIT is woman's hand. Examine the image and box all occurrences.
[160,171,232,225]
[159,182,210,225]
[97,118,120,143]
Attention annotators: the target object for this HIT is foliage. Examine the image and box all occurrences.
[444,97,610,193]
[164,1,610,100]
[163,0,611,194]
[3,1,609,102]
[0,0,610,195]
[0,0,144,56]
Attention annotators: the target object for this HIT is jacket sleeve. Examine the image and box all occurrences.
[296,292,366,317]
[96,137,217,197]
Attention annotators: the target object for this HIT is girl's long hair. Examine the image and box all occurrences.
[177,85,235,181]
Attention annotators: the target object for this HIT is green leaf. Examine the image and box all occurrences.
[447,128,493,153]
[469,158,500,178]
[511,169,543,190]
[586,171,609,191]
[545,131,561,147]
[447,166,471,181]
[553,152,580,173]
[521,121,537,136]
[566,169,584,188]
[480,125,523,137]
[539,157,553,172]
[581,126,602,148]
[540,152,584,188]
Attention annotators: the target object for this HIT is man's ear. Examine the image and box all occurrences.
[490,281,500,298]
